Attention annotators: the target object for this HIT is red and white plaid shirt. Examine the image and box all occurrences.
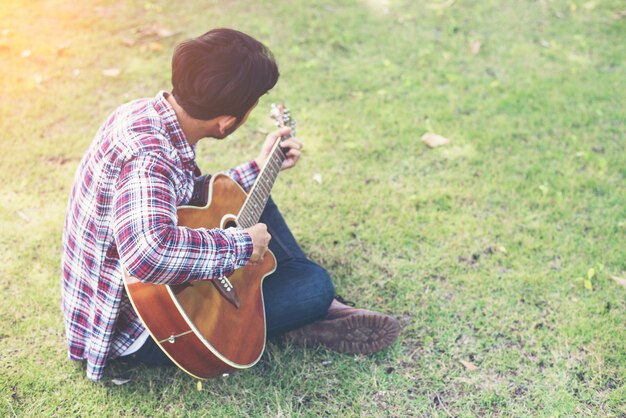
[61,91,259,381]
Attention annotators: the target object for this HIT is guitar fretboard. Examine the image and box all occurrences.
[236,137,289,228]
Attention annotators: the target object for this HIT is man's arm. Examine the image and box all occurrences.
[113,152,253,285]
[225,160,260,193]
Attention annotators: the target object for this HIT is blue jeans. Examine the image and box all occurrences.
[119,196,335,366]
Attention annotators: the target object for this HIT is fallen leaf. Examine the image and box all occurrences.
[196,380,203,391]
[470,40,481,54]
[611,276,626,289]
[613,10,626,20]
[313,173,323,184]
[539,39,552,49]
[587,268,595,279]
[111,378,130,385]
[33,74,45,91]
[45,156,72,165]
[135,24,177,40]
[135,26,158,39]
[102,68,121,77]
[147,41,164,52]
[584,279,593,290]
[157,27,177,38]
[421,132,450,148]
[121,36,136,47]
[56,42,71,55]
[459,359,478,371]
[16,210,30,222]
[426,0,456,9]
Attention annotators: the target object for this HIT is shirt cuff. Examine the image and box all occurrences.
[247,159,260,174]
[232,160,260,192]
[225,227,254,268]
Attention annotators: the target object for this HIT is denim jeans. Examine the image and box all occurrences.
[119,196,335,366]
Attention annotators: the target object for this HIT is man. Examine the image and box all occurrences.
[61,28,400,382]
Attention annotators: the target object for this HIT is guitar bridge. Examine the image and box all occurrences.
[212,276,241,309]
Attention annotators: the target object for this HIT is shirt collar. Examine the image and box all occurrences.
[152,91,196,164]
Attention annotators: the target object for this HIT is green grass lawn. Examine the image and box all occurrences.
[1,0,624,416]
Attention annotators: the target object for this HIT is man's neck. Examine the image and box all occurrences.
[166,93,218,147]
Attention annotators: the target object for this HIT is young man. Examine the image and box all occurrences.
[61,28,400,382]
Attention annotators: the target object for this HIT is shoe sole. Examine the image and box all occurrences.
[287,312,401,355]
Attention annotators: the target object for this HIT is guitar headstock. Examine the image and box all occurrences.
[270,103,297,137]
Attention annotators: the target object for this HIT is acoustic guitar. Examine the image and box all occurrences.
[123,104,296,379]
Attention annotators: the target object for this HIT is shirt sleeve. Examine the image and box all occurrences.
[112,152,253,285]
[225,160,260,192]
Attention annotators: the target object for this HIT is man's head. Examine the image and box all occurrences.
[171,28,279,123]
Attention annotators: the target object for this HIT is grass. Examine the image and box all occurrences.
[1,0,625,416]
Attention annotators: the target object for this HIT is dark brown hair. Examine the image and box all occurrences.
[171,28,279,121]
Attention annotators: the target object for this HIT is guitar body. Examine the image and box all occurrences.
[123,173,276,379]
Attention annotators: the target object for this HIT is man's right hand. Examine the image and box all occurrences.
[244,223,271,264]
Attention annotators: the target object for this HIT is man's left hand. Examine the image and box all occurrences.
[254,127,303,171]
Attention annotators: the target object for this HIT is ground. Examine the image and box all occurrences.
[0,0,624,416]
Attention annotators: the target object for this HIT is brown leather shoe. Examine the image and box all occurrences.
[284,297,401,355]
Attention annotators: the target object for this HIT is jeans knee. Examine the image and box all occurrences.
[309,263,335,310]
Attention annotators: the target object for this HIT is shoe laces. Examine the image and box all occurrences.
[334,294,355,307]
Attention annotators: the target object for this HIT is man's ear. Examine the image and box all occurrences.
[216,115,238,136]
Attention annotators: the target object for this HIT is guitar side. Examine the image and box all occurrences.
[123,173,276,379]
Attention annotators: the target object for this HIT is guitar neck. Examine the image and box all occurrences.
[237,133,290,228]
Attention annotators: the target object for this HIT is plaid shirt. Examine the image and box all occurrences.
[61,91,259,381]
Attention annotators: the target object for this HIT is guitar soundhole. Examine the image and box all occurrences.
[225,220,237,229]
